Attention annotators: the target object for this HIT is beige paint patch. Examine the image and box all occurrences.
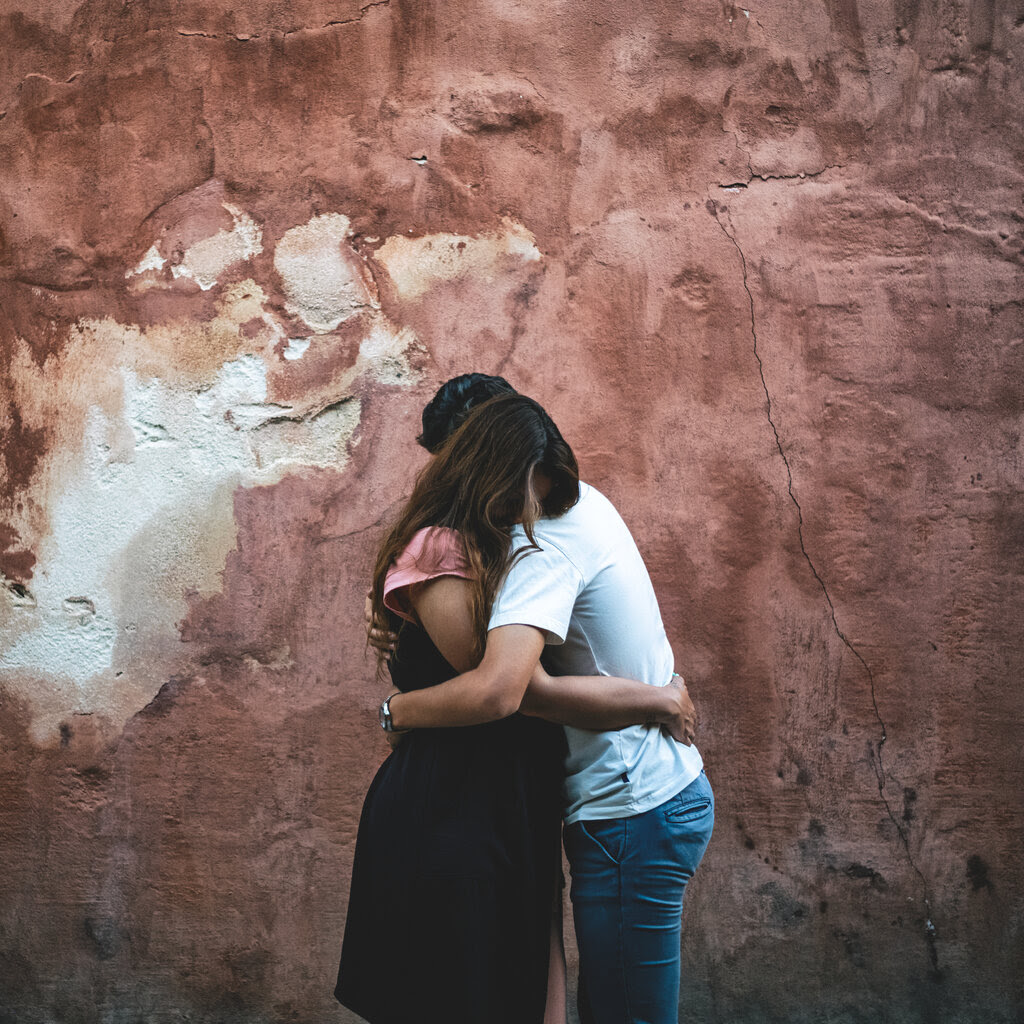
[0,355,363,741]
[123,280,277,386]
[273,213,379,333]
[167,204,263,290]
[357,322,421,387]
[375,217,543,300]
[1,282,273,483]
[0,286,418,741]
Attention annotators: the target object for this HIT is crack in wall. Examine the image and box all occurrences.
[2,577,36,607]
[714,131,845,190]
[718,164,846,189]
[174,0,392,41]
[511,72,548,101]
[285,0,392,36]
[315,505,401,547]
[705,194,942,979]
[254,395,358,429]
[718,127,754,186]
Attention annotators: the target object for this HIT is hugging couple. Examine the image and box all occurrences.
[335,375,714,1024]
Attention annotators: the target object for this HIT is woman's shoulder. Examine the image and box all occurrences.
[395,526,467,571]
[384,527,471,623]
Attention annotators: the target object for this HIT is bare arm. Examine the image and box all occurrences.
[386,577,545,729]
[520,665,697,744]
[384,576,696,743]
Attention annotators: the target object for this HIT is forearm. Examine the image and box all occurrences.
[519,673,673,731]
[385,624,545,731]
[387,668,514,729]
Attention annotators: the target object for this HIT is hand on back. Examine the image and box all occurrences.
[661,676,697,746]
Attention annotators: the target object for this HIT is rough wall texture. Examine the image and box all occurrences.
[1,2,1022,1022]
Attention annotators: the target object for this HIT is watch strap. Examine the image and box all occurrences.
[380,693,402,733]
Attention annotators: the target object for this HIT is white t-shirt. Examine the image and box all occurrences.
[489,483,704,824]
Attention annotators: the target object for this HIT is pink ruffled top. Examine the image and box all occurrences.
[383,526,472,623]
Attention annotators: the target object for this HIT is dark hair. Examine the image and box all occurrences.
[373,393,579,663]
[417,373,516,453]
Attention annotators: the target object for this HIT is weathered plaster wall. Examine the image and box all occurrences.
[1,2,1022,1021]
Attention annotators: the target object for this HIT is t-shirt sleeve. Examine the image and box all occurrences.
[384,527,472,623]
[488,541,584,644]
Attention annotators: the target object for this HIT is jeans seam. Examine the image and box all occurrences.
[579,821,622,866]
[618,815,630,1024]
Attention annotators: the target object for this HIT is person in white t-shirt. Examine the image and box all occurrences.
[382,375,714,1024]
[490,478,713,1024]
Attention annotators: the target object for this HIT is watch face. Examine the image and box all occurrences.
[379,701,388,731]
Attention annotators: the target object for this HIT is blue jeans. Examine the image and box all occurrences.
[564,771,714,1024]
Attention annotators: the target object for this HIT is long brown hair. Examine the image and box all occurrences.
[371,393,579,665]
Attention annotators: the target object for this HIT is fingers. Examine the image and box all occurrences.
[368,627,397,650]
[664,724,693,746]
[365,589,398,654]
[663,674,698,745]
[664,712,698,746]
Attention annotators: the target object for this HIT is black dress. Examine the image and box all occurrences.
[335,618,566,1024]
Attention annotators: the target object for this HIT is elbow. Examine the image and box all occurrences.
[478,676,528,721]
[516,681,547,719]
[485,688,522,721]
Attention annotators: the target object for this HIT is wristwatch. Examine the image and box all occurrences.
[379,693,401,733]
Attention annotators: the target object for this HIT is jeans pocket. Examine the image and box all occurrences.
[573,817,626,865]
[663,773,714,824]
[664,797,712,824]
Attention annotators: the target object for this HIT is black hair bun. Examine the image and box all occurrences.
[417,373,516,452]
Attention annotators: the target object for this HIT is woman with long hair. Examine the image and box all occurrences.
[335,393,692,1024]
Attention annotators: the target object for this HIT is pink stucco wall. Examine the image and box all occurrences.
[2,2,1022,1021]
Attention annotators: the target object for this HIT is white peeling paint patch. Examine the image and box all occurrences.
[376,217,543,301]
[0,353,361,736]
[283,337,311,361]
[169,204,263,290]
[126,244,166,278]
[194,352,285,430]
[137,352,361,478]
[274,213,378,333]
[1,607,117,690]
[250,400,362,471]
[0,260,423,740]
